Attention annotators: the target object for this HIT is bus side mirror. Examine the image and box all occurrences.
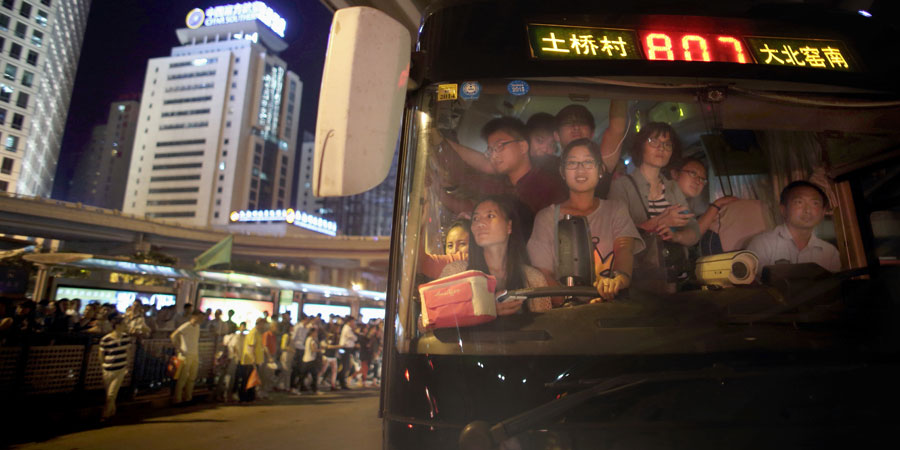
[314,7,411,197]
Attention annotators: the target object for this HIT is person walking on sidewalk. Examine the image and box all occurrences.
[237,318,267,402]
[217,322,246,402]
[278,326,294,391]
[289,315,310,392]
[170,310,204,404]
[298,326,322,394]
[338,316,358,389]
[99,315,131,420]
[259,320,279,397]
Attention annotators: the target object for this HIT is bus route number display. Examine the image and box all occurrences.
[528,24,855,72]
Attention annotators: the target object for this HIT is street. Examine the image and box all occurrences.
[10,388,382,450]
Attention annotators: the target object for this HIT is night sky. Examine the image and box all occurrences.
[51,0,333,200]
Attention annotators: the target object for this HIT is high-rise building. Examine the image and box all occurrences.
[295,130,323,215]
[68,98,139,208]
[0,0,91,197]
[323,151,397,237]
[123,4,301,227]
[67,123,103,203]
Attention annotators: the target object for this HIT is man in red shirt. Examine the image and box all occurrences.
[259,320,279,397]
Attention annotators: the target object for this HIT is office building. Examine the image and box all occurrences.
[295,130,323,215]
[0,0,91,196]
[323,151,397,237]
[68,98,139,208]
[123,3,301,227]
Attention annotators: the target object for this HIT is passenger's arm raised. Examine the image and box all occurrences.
[599,99,628,172]
[441,136,497,175]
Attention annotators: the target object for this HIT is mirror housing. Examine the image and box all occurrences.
[314,7,410,197]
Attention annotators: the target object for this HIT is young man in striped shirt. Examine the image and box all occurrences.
[99,315,131,420]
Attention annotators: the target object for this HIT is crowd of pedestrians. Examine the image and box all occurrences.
[0,297,384,420]
[216,312,383,403]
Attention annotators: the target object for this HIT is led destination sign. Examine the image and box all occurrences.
[528,24,855,71]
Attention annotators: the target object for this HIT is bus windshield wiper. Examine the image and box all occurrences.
[458,364,860,450]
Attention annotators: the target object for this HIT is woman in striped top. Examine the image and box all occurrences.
[99,315,131,420]
[609,122,700,293]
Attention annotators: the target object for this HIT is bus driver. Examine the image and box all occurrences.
[747,180,842,275]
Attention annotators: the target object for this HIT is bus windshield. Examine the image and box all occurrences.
[391,77,900,355]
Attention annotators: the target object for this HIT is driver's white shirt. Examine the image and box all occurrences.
[746,224,841,275]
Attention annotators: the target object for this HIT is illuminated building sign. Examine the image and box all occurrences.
[185,2,286,38]
[528,23,856,71]
[229,208,338,236]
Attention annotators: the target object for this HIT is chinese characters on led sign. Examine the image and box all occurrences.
[528,24,855,71]
[185,2,286,38]
[229,208,338,236]
[746,38,851,70]
[529,25,640,60]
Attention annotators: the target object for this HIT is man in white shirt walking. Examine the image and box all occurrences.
[289,315,310,392]
[170,310,205,404]
[338,316,357,390]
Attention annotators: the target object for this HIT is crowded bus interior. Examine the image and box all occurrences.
[401,79,900,355]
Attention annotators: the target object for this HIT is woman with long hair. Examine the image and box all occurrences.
[527,138,644,301]
[440,196,550,315]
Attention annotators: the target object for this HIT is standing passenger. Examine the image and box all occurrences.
[525,112,560,173]
[609,122,699,293]
[527,139,644,301]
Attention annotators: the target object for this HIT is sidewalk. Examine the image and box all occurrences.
[7,386,382,450]
[3,386,213,447]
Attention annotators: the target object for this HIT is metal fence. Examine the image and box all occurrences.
[0,333,219,400]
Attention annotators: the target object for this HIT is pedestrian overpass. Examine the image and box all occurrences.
[0,193,390,288]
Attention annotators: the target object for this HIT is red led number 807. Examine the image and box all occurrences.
[640,32,749,63]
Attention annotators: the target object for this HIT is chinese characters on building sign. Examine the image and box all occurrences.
[189,2,287,38]
[529,25,640,60]
[230,209,338,236]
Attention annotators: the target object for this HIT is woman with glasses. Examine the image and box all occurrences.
[440,196,551,315]
[527,138,644,301]
[609,122,700,293]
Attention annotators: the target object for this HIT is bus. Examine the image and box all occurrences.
[314,1,900,449]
